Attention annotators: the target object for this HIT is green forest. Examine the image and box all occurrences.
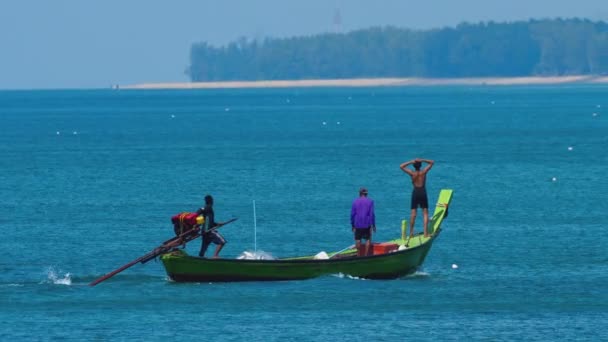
[186,18,608,81]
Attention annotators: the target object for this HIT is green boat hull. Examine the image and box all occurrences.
[161,236,435,282]
[160,189,453,282]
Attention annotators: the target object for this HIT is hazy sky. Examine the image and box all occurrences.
[0,0,606,89]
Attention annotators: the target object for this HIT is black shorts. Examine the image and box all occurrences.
[354,228,371,241]
[411,187,428,209]
[203,230,226,245]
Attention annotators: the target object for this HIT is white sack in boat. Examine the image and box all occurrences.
[237,250,275,260]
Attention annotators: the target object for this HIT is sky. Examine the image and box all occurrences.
[0,0,606,89]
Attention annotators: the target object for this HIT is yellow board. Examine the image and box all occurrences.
[428,189,453,235]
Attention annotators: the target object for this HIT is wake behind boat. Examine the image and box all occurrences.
[160,189,453,282]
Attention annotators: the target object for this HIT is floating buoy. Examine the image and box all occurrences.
[322,121,327,125]
[171,114,175,118]
[552,177,557,182]
[56,131,60,135]
[567,146,573,151]
[73,131,77,135]
[452,264,458,269]
[336,121,341,125]
[592,113,598,117]
[225,108,230,112]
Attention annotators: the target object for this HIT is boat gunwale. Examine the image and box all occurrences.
[161,229,440,265]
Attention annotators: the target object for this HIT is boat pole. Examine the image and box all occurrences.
[253,200,257,252]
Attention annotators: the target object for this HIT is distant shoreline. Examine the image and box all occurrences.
[120,75,608,90]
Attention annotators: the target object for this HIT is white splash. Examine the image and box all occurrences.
[237,250,275,260]
[403,270,430,278]
[44,267,72,285]
[332,272,365,280]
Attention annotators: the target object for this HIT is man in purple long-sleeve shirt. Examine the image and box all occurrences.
[351,187,376,256]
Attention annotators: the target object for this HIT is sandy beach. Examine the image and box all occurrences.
[120,75,608,90]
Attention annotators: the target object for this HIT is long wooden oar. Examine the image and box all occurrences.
[89,218,238,286]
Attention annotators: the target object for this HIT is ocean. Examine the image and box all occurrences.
[1,86,607,340]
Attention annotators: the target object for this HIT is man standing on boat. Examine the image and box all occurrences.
[351,187,376,256]
[196,195,227,258]
[400,158,434,238]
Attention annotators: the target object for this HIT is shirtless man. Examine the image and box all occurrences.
[400,158,434,237]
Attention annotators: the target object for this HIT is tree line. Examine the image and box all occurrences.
[186,18,608,81]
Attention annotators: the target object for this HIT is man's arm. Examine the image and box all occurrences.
[350,202,356,230]
[422,159,434,173]
[370,201,376,232]
[399,160,416,176]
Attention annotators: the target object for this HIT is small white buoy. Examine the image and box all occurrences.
[322,121,327,125]
[491,101,495,105]
[567,146,573,151]
[592,112,598,117]
[56,131,60,135]
[286,99,290,103]
[171,114,175,118]
[225,108,230,112]
[336,121,340,125]
[73,131,77,135]
[452,264,458,269]
[597,105,602,108]
[552,177,557,182]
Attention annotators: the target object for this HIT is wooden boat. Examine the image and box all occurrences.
[160,189,453,282]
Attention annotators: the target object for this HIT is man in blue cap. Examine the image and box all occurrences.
[350,187,376,256]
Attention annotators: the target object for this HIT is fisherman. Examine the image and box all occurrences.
[196,195,227,258]
[400,158,434,237]
[350,187,376,257]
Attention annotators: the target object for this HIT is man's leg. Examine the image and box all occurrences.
[423,208,429,237]
[409,209,417,237]
[355,239,362,256]
[213,243,224,258]
[199,237,211,257]
[364,239,371,256]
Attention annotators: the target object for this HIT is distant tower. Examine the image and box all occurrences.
[333,8,342,33]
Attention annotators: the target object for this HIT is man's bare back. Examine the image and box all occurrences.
[410,170,427,188]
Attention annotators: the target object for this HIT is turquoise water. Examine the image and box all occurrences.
[1,86,607,340]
